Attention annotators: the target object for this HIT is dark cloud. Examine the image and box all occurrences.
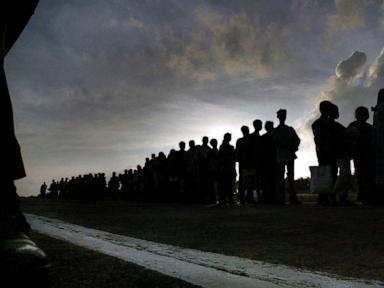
[5,0,384,195]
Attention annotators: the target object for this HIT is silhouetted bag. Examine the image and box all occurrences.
[309,165,333,194]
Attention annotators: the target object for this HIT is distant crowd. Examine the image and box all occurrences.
[39,89,384,206]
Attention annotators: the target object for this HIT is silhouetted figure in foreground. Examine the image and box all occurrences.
[329,104,355,206]
[373,88,384,201]
[248,120,263,203]
[261,121,276,203]
[348,106,374,204]
[312,100,337,205]
[218,133,236,205]
[273,109,301,205]
[1,1,49,285]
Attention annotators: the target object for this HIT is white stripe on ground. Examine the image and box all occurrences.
[26,214,384,288]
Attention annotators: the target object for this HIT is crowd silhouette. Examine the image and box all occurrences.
[41,90,384,206]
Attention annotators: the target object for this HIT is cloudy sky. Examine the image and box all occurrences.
[6,0,384,196]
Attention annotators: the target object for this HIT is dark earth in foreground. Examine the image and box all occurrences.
[22,198,384,283]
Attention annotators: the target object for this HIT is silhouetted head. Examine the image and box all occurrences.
[265,121,274,132]
[355,106,369,122]
[210,138,218,149]
[319,100,333,117]
[253,120,262,131]
[159,152,166,159]
[223,133,231,143]
[202,136,209,146]
[277,109,286,123]
[189,140,195,149]
[329,103,339,120]
[137,165,142,170]
[241,125,249,136]
[112,172,116,176]
[145,157,149,162]
[179,141,186,150]
[151,153,156,159]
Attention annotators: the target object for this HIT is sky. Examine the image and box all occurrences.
[5,0,384,196]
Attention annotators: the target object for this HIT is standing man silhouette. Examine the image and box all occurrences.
[273,109,301,205]
[236,126,252,204]
[1,0,49,284]
[312,100,337,205]
[373,88,384,202]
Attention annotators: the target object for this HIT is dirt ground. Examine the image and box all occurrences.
[22,198,384,281]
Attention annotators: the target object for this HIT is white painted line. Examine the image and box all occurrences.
[26,214,384,288]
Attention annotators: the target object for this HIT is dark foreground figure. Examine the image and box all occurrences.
[1,1,50,286]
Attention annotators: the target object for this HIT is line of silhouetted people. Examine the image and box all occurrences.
[39,108,302,205]
[39,89,384,206]
[312,89,384,205]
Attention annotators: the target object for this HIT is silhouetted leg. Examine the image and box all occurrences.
[333,159,353,205]
[287,161,301,204]
[275,164,286,204]
[238,170,245,204]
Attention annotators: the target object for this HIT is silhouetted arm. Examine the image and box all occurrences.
[1,0,39,59]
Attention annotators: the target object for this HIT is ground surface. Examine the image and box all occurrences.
[33,232,198,288]
[22,198,384,281]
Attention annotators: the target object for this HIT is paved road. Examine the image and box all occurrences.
[26,214,384,288]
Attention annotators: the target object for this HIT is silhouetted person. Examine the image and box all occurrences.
[167,149,179,201]
[348,106,374,204]
[156,152,168,201]
[185,140,198,202]
[373,88,384,201]
[236,126,252,204]
[0,2,50,283]
[312,100,337,205]
[39,182,47,198]
[48,180,58,199]
[329,104,354,206]
[250,119,264,202]
[197,136,211,203]
[260,121,276,203]
[207,138,219,204]
[108,172,120,199]
[218,133,236,205]
[175,141,186,199]
[273,109,301,205]
[120,169,130,200]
